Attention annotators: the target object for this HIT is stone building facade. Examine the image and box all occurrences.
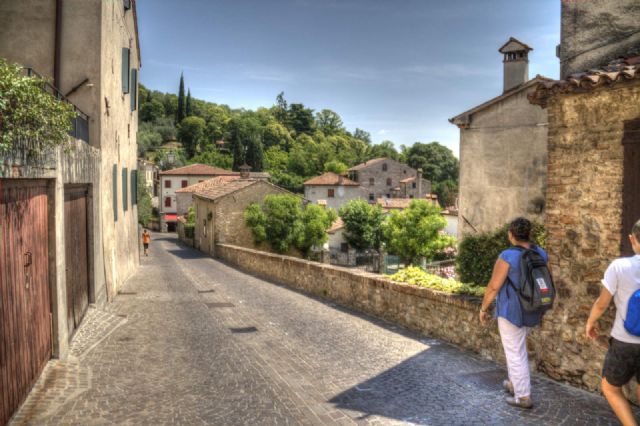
[303,172,366,211]
[347,158,430,202]
[527,59,640,392]
[193,179,290,257]
[559,0,640,78]
[450,38,550,235]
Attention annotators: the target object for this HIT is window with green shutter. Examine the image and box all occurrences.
[124,0,131,11]
[112,165,118,221]
[131,170,138,205]
[122,168,128,211]
[130,69,138,111]
[122,48,130,94]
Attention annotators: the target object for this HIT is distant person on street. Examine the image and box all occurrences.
[142,229,151,256]
[586,219,640,426]
[479,217,549,409]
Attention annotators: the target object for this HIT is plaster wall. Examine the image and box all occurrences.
[304,185,365,211]
[353,160,431,200]
[560,0,640,78]
[458,87,548,235]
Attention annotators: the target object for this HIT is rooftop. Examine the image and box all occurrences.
[529,56,640,107]
[348,157,388,171]
[327,217,345,234]
[160,163,270,178]
[175,176,240,194]
[376,195,440,210]
[303,172,360,186]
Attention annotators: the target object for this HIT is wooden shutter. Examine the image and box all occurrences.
[130,69,138,111]
[112,165,118,221]
[621,118,640,255]
[122,168,128,211]
[122,48,130,94]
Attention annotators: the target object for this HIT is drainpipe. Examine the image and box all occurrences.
[54,0,62,89]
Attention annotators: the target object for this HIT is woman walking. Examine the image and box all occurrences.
[478,217,548,409]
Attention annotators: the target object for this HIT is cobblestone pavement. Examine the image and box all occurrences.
[10,234,638,425]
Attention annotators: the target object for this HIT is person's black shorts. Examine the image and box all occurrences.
[143,243,149,249]
[602,337,640,386]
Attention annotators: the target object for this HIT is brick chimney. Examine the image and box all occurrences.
[499,37,532,92]
[239,163,251,179]
[417,168,423,197]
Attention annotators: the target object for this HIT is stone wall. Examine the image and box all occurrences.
[354,159,431,200]
[215,243,505,363]
[540,80,640,392]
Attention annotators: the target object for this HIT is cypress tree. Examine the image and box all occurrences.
[176,73,185,124]
[186,89,192,117]
[245,136,264,172]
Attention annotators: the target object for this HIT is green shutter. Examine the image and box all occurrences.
[130,69,138,111]
[122,48,130,93]
[124,0,131,10]
[131,170,138,205]
[112,165,118,221]
[122,168,128,211]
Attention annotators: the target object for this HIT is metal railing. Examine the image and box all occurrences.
[23,68,90,144]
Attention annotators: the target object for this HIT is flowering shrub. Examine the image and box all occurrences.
[388,267,485,297]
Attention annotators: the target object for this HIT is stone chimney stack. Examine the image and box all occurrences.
[499,37,532,92]
[417,168,423,197]
[239,163,251,179]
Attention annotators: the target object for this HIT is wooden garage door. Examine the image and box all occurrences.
[0,180,52,426]
[64,187,90,338]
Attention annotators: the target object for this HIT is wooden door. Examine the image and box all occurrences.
[621,119,640,255]
[64,187,90,338]
[0,180,52,426]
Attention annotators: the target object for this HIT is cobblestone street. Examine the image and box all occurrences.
[10,234,636,425]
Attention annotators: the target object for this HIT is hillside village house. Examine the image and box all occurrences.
[450,38,550,235]
[159,163,269,231]
[303,172,366,211]
[522,0,640,392]
[193,176,290,257]
[0,0,141,422]
[175,175,240,216]
[347,157,431,202]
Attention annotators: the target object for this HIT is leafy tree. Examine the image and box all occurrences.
[177,116,206,158]
[273,91,288,124]
[368,140,399,160]
[137,122,163,156]
[0,59,76,153]
[296,204,337,256]
[404,142,459,184]
[228,112,263,170]
[245,136,264,172]
[287,103,315,135]
[153,116,177,142]
[154,149,187,170]
[176,73,186,123]
[323,160,348,174]
[244,203,267,243]
[255,194,303,253]
[263,122,292,150]
[315,109,344,135]
[433,179,458,208]
[353,128,372,144]
[339,200,385,250]
[204,104,230,142]
[137,176,153,226]
[139,99,165,123]
[189,147,233,169]
[185,89,193,117]
[382,200,455,265]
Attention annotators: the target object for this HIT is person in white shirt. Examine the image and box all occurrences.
[586,219,640,426]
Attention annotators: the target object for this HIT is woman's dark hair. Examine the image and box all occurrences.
[633,219,640,241]
[509,217,532,242]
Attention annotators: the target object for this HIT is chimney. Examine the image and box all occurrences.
[499,37,532,92]
[417,168,423,197]
[239,163,251,179]
[338,174,344,185]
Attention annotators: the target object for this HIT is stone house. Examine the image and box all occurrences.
[303,172,366,211]
[347,158,431,202]
[175,175,239,216]
[527,55,640,392]
[0,0,141,420]
[193,178,290,257]
[159,163,269,231]
[450,38,551,235]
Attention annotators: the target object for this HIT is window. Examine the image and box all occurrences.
[181,180,188,188]
[369,193,374,201]
[412,182,416,189]
[369,177,374,186]
[112,165,118,221]
[382,163,388,171]
[340,243,349,253]
[349,171,358,182]
[621,118,640,255]
[198,180,204,183]
[410,195,414,199]
[386,178,392,186]
[327,188,335,198]
[130,69,138,111]
[122,168,128,211]
[124,0,131,10]
[164,180,171,188]
[122,48,130,94]
[165,197,172,207]
[131,170,138,205]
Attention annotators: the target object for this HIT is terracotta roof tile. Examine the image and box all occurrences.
[193,179,289,202]
[303,172,360,186]
[347,158,388,171]
[327,217,344,234]
[160,163,270,178]
[175,176,240,193]
[529,56,640,107]
[399,176,416,183]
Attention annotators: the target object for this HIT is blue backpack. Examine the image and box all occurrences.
[624,290,640,336]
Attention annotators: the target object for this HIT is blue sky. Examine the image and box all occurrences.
[137,0,560,156]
